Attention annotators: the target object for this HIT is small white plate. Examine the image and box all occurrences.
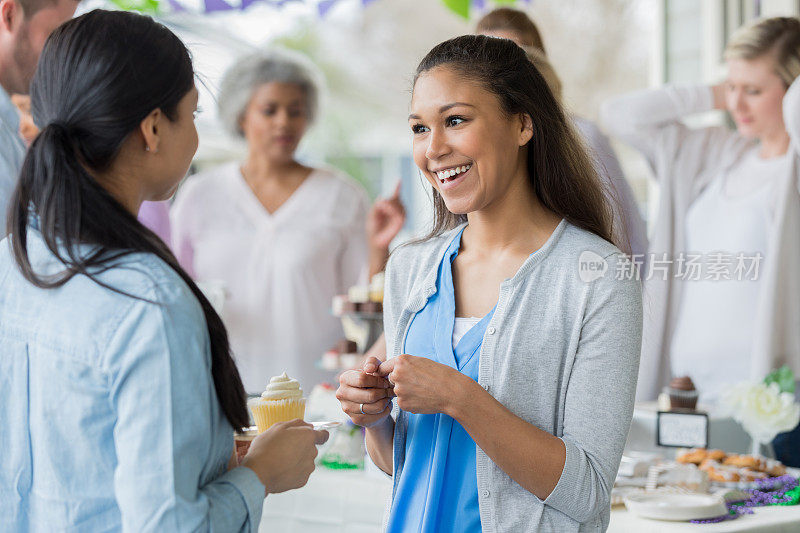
[312,421,343,430]
[623,492,727,521]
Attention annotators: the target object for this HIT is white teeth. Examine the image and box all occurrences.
[434,164,471,182]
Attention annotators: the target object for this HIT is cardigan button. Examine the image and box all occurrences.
[482,490,490,498]
[487,327,496,335]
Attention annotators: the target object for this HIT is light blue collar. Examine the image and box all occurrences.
[405,219,568,314]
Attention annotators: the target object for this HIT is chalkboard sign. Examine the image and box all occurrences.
[656,411,709,448]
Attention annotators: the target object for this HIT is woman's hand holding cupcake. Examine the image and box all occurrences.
[336,356,394,427]
[241,419,329,494]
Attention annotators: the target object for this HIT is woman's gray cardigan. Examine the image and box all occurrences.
[381,221,642,532]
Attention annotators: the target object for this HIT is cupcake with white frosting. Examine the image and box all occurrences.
[248,372,306,432]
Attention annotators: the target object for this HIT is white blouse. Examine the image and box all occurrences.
[452,317,481,348]
[670,148,788,402]
[170,162,369,393]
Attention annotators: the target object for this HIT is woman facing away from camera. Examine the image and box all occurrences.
[336,35,642,532]
[170,50,404,393]
[601,17,800,465]
[0,10,327,531]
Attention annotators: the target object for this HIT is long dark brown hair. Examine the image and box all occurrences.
[413,35,615,247]
[8,10,249,431]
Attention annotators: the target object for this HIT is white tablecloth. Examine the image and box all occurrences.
[259,467,392,533]
[259,467,800,533]
[609,505,800,532]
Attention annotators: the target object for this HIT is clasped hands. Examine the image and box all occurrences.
[336,354,465,427]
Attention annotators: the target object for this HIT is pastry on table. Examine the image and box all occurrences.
[764,458,787,477]
[723,454,765,471]
[666,376,699,410]
[676,448,708,465]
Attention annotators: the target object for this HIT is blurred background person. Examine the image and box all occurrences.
[476,6,647,258]
[138,200,171,244]
[10,93,37,144]
[0,0,78,236]
[170,49,404,394]
[602,16,800,465]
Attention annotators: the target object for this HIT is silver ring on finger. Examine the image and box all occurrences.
[360,403,366,415]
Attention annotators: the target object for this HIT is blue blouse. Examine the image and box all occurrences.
[0,228,265,531]
[387,227,494,533]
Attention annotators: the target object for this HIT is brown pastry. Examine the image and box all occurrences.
[707,449,726,462]
[723,454,764,471]
[677,448,708,465]
[704,464,741,483]
[764,459,787,477]
[668,376,699,410]
[335,339,358,355]
[740,468,768,482]
[361,301,382,314]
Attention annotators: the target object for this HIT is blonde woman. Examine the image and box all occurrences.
[602,17,800,465]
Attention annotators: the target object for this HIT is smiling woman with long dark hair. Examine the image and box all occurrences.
[336,35,642,532]
[0,10,326,531]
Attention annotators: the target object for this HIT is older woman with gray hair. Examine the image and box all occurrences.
[170,49,404,393]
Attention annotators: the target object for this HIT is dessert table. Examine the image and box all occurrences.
[258,465,800,532]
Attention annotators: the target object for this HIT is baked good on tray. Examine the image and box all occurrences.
[677,449,788,484]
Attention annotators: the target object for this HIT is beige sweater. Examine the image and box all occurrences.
[601,81,800,401]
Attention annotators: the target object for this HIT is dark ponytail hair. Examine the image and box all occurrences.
[8,10,249,431]
[413,35,616,248]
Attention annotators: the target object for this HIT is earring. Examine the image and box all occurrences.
[145,146,150,152]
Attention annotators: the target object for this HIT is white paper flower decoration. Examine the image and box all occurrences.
[722,382,800,444]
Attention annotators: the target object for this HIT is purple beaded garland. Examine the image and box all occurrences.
[689,475,799,524]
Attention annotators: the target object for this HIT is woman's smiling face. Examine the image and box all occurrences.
[409,66,532,215]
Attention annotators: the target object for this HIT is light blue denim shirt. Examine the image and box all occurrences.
[0,228,265,531]
[0,86,26,236]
